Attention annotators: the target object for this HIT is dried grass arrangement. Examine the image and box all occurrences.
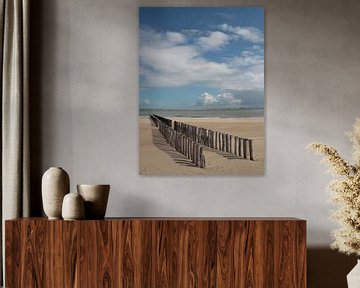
[308,118,360,255]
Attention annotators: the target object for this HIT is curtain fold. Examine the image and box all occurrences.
[0,0,30,284]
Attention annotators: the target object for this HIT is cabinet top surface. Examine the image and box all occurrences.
[6,217,306,222]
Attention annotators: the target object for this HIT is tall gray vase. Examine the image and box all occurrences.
[42,167,70,219]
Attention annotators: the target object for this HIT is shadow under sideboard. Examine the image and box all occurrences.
[307,248,357,288]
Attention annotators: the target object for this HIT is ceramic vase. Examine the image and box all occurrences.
[62,192,85,220]
[77,184,110,219]
[42,167,70,219]
[347,259,360,287]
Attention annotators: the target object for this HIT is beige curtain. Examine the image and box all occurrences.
[0,0,30,284]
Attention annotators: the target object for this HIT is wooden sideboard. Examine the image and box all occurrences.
[5,218,306,287]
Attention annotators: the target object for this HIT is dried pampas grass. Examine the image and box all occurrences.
[308,118,360,256]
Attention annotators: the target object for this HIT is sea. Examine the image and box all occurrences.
[139,108,264,118]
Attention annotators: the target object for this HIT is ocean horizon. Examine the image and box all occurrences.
[139,108,264,118]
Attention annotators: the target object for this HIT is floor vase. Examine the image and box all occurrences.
[347,260,360,288]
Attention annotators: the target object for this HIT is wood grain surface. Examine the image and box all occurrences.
[5,218,306,287]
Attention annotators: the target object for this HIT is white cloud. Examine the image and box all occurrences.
[219,24,263,43]
[140,27,187,48]
[180,29,201,37]
[197,31,231,50]
[165,31,187,44]
[198,92,219,105]
[140,27,162,45]
[140,27,264,91]
[233,48,264,66]
[196,92,242,108]
[217,92,242,105]
[140,29,235,87]
[143,99,151,105]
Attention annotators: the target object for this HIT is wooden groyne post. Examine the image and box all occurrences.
[151,114,255,162]
[173,118,255,161]
[151,114,205,168]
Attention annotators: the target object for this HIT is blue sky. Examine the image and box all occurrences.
[139,7,264,109]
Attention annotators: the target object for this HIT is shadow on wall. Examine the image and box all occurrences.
[29,0,72,216]
[29,0,46,216]
[308,248,357,288]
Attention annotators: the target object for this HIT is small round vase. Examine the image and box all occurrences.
[42,167,70,219]
[62,192,85,220]
[77,184,110,219]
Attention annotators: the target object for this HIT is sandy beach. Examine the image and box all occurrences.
[139,116,264,176]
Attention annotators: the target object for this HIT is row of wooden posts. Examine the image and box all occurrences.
[150,114,172,128]
[150,113,255,167]
[150,114,206,168]
[173,120,255,161]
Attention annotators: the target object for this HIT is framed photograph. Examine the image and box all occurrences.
[139,7,264,175]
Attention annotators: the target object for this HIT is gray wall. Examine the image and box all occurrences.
[30,1,360,285]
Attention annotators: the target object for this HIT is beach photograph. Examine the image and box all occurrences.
[139,7,264,175]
